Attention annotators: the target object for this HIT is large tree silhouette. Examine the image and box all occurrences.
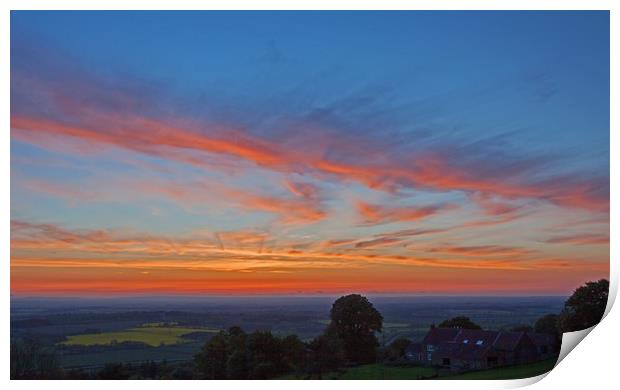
[534,314,559,336]
[559,279,609,332]
[328,294,383,364]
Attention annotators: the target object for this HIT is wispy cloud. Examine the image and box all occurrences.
[11,219,559,272]
[545,234,610,245]
[11,54,610,215]
[374,228,452,240]
[354,237,404,249]
[427,245,534,257]
[9,32,609,295]
[134,178,326,225]
[356,201,446,226]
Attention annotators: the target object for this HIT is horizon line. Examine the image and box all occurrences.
[10,292,570,299]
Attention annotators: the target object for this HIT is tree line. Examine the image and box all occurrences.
[11,279,609,379]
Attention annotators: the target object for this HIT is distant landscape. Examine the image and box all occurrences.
[12,295,564,370]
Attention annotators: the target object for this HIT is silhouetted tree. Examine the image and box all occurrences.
[195,326,307,379]
[137,360,173,379]
[558,279,609,332]
[195,331,229,379]
[307,327,345,379]
[171,363,194,380]
[384,337,412,362]
[226,326,249,379]
[10,339,64,379]
[248,330,282,379]
[328,294,383,364]
[65,369,92,379]
[280,334,306,374]
[98,363,131,379]
[510,325,534,333]
[534,314,559,336]
[438,316,482,330]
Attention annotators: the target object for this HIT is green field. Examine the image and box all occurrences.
[444,358,558,380]
[61,326,219,347]
[287,358,558,380]
[336,364,438,379]
[60,342,202,368]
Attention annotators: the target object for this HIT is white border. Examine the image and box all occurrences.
[3,1,617,390]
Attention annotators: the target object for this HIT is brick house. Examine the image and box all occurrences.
[405,327,555,372]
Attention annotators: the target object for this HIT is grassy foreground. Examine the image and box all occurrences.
[279,364,437,380]
[61,326,219,347]
[444,358,558,380]
[283,357,558,380]
[336,364,438,379]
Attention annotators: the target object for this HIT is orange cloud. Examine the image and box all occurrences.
[427,245,534,257]
[228,189,325,224]
[284,179,320,199]
[472,193,521,216]
[355,237,403,249]
[133,178,326,225]
[215,231,270,251]
[356,201,445,226]
[545,234,610,245]
[321,238,358,248]
[11,114,287,168]
[12,112,609,214]
[10,220,543,272]
[11,220,112,244]
[375,228,450,239]
[11,220,609,295]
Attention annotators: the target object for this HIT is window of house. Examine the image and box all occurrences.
[442,358,451,366]
[476,340,484,345]
[463,339,469,344]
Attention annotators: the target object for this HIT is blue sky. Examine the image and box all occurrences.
[10,11,609,294]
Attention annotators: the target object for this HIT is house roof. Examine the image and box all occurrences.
[422,327,461,345]
[422,327,552,362]
[436,340,494,361]
[492,331,525,351]
[453,329,501,348]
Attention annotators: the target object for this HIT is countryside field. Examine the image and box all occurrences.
[442,358,558,380]
[364,359,556,380]
[285,358,558,380]
[332,364,437,380]
[11,295,565,370]
[61,326,219,347]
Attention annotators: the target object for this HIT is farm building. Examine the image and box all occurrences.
[527,332,558,359]
[405,327,557,372]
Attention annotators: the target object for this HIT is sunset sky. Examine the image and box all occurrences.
[10,11,609,295]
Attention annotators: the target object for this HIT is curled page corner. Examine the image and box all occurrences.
[494,327,597,389]
[552,288,616,368]
[528,285,616,385]
[555,326,595,366]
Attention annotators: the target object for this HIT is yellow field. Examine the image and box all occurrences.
[61,326,219,347]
